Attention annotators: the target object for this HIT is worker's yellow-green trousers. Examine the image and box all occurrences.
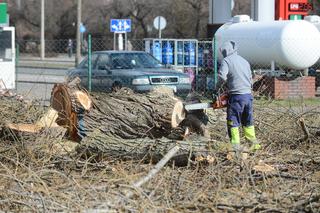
[230,125,261,150]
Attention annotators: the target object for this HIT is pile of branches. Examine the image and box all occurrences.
[0,97,44,127]
[0,93,46,139]
[0,91,319,212]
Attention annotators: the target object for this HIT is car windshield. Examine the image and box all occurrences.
[110,52,163,69]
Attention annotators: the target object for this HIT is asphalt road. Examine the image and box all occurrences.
[16,67,70,105]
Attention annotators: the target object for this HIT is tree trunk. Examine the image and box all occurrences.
[77,131,212,165]
[49,81,212,164]
[79,88,187,140]
[51,80,190,141]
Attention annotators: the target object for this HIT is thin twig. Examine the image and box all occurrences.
[298,117,310,141]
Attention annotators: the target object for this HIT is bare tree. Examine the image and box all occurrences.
[45,0,74,39]
[127,0,153,38]
[106,0,162,38]
[167,0,208,38]
[8,0,254,40]
[185,0,208,38]
[9,0,75,39]
[232,0,251,16]
[311,0,320,15]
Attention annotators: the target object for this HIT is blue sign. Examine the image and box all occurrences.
[110,19,131,33]
[80,23,86,33]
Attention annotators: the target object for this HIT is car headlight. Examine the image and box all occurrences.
[179,77,191,84]
[132,77,150,85]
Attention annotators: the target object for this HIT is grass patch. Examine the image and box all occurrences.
[255,97,320,107]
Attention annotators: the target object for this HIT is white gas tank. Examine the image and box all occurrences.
[215,16,320,70]
[304,15,320,32]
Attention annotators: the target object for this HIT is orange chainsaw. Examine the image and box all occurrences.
[184,92,228,111]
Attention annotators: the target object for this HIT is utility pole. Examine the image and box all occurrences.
[76,0,82,66]
[40,0,45,60]
[16,0,21,10]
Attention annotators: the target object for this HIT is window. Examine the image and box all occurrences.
[0,31,12,62]
[110,52,162,69]
[79,54,98,68]
[96,54,110,70]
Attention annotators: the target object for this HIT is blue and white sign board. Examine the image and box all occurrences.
[110,19,131,33]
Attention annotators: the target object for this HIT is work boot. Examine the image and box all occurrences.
[227,143,244,161]
[227,126,247,161]
[243,125,256,141]
[229,126,240,145]
[244,125,261,152]
[250,142,261,152]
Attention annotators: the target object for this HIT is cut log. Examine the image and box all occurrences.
[51,81,189,141]
[6,123,41,133]
[77,130,212,165]
[81,87,186,139]
[35,107,59,128]
[4,107,66,142]
[51,78,92,140]
[73,90,92,110]
[5,107,59,134]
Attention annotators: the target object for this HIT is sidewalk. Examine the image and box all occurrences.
[18,54,83,69]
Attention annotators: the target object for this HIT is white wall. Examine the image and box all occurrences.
[251,0,275,21]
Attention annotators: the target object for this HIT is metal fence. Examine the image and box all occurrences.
[14,36,320,102]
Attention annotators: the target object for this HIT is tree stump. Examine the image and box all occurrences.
[51,78,92,141]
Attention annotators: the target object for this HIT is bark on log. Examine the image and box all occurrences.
[51,80,191,141]
[80,88,186,140]
[77,130,212,165]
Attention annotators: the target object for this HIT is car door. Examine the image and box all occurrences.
[95,53,113,91]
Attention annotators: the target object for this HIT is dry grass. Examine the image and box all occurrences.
[0,96,319,212]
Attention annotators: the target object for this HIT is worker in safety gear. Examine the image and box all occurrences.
[216,40,261,153]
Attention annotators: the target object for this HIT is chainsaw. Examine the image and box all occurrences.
[184,92,228,111]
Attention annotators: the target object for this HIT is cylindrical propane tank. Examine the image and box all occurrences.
[304,16,320,68]
[215,15,320,70]
[304,15,320,32]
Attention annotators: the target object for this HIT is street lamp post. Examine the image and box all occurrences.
[76,0,82,66]
[16,0,21,10]
[40,0,45,60]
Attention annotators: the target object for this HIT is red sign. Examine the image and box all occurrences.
[289,3,313,12]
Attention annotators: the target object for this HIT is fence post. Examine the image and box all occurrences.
[213,36,218,89]
[88,34,92,92]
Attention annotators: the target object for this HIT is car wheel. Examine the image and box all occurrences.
[112,82,122,92]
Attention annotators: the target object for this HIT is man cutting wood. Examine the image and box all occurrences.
[216,40,261,155]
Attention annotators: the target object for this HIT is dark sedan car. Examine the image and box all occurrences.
[67,51,191,93]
